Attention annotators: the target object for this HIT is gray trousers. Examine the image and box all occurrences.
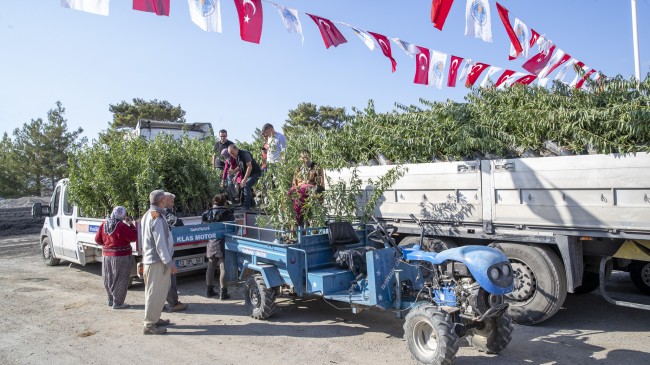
[102,255,132,306]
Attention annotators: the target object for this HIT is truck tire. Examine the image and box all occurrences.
[41,237,60,266]
[465,313,513,354]
[490,242,567,325]
[630,260,650,295]
[244,274,277,319]
[399,236,457,252]
[403,304,459,365]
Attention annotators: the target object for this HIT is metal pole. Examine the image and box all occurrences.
[631,0,641,80]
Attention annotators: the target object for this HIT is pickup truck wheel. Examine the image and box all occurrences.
[490,243,567,325]
[630,260,650,295]
[244,274,277,319]
[465,313,513,354]
[404,304,459,365]
[41,237,60,266]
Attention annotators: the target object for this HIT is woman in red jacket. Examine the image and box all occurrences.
[94,206,137,309]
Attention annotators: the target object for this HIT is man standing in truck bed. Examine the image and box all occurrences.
[141,189,177,335]
[212,129,233,172]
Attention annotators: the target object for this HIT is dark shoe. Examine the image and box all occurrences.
[155,318,171,326]
[143,325,167,335]
[219,288,230,300]
[107,300,113,307]
[113,303,130,310]
[207,285,216,298]
[168,302,188,312]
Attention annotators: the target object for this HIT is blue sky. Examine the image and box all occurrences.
[1,1,648,143]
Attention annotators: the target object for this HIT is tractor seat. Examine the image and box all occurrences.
[327,221,372,276]
[327,221,360,249]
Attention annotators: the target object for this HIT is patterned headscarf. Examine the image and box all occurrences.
[105,206,127,235]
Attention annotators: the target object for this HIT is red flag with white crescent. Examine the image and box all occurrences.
[495,69,516,87]
[368,31,397,72]
[133,0,170,16]
[539,51,571,78]
[529,28,540,49]
[447,55,464,87]
[414,47,430,85]
[431,0,455,31]
[234,0,264,44]
[465,62,490,87]
[515,74,537,85]
[496,3,523,58]
[307,14,347,48]
[522,46,556,75]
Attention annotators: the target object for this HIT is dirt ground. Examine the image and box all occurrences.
[1,234,650,365]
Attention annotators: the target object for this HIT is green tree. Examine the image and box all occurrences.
[0,133,22,198]
[108,98,186,129]
[284,102,349,137]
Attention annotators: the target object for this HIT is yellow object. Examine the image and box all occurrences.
[614,239,650,262]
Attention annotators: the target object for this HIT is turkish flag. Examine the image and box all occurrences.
[515,74,537,85]
[522,46,556,75]
[431,0,455,31]
[368,32,396,72]
[447,55,464,87]
[234,0,264,44]
[539,51,571,78]
[307,14,347,48]
[414,47,430,85]
[133,0,169,16]
[575,69,596,89]
[465,62,490,87]
[496,3,523,57]
[495,69,516,87]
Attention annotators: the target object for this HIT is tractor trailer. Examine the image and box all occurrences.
[326,152,650,325]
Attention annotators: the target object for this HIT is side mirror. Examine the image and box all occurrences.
[32,202,50,218]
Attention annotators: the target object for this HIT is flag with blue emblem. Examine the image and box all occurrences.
[465,0,492,42]
[188,0,222,33]
[61,0,109,16]
[509,18,529,60]
[349,26,376,51]
[273,4,303,44]
[391,38,419,57]
[428,50,447,89]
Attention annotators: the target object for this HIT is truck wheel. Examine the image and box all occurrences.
[403,304,459,365]
[41,237,60,266]
[630,260,650,295]
[490,243,567,325]
[244,274,277,319]
[465,313,513,354]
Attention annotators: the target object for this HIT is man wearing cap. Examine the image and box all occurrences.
[141,189,177,335]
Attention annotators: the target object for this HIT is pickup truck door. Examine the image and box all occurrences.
[49,186,64,256]
[60,184,79,260]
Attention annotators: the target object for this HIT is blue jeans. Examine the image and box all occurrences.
[243,174,261,209]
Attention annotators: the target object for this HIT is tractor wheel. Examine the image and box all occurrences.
[490,242,567,325]
[403,304,459,365]
[630,260,650,295]
[465,313,513,354]
[244,274,277,319]
[41,237,60,266]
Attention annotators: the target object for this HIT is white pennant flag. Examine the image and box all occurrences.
[274,4,304,44]
[61,0,109,16]
[555,58,578,83]
[538,78,551,87]
[391,38,419,57]
[350,26,375,51]
[465,0,492,42]
[428,51,448,89]
[537,35,553,55]
[509,18,530,59]
[458,59,474,82]
[188,0,222,33]
[479,66,502,88]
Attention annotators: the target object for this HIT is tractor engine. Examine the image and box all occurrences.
[458,277,506,318]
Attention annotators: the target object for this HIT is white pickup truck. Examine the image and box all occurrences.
[32,179,216,283]
[327,152,650,325]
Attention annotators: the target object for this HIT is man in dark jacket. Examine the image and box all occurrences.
[212,129,233,171]
[163,192,188,313]
[227,144,262,210]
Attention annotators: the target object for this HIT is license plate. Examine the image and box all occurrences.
[176,257,204,268]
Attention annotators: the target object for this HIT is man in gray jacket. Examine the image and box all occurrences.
[141,189,178,335]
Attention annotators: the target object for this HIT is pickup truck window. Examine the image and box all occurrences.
[63,190,73,216]
[52,186,61,216]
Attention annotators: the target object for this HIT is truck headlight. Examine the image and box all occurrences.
[489,267,501,280]
[502,264,510,276]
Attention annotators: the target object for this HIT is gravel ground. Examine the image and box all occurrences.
[1,233,650,365]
